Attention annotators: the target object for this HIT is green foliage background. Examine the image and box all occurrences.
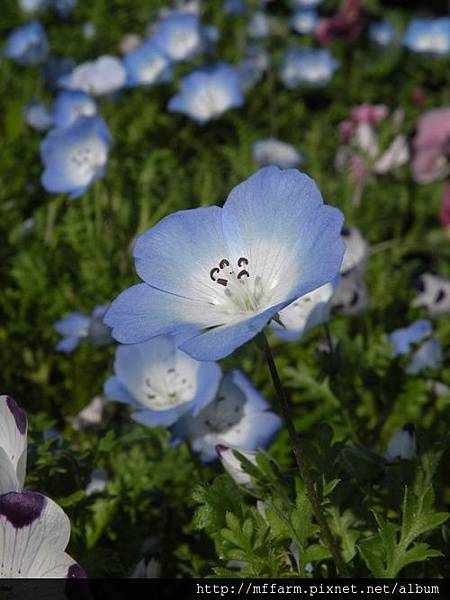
[0,0,449,578]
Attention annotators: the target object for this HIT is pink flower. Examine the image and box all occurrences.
[316,0,364,45]
[412,108,450,183]
[440,184,450,229]
[351,104,388,124]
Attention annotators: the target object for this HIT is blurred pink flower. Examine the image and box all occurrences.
[412,108,450,183]
[339,120,355,144]
[351,104,388,124]
[316,0,364,45]
[440,184,450,229]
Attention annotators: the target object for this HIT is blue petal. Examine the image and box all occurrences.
[103,376,137,406]
[132,407,187,428]
[54,313,90,337]
[56,336,80,353]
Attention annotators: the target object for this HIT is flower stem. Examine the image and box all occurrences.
[261,332,349,576]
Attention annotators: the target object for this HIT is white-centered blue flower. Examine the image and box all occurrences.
[252,138,303,169]
[291,8,318,35]
[168,62,244,125]
[403,18,450,57]
[383,424,416,462]
[369,21,395,47]
[52,90,97,129]
[272,281,336,341]
[104,336,222,427]
[0,491,85,577]
[59,55,127,96]
[151,12,205,62]
[41,116,111,198]
[105,167,345,361]
[412,272,450,317]
[248,11,270,39]
[280,48,338,88]
[0,396,27,494]
[123,39,173,87]
[54,304,112,352]
[23,99,53,131]
[5,21,48,65]
[388,320,442,375]
[171,370,282,462]
[237,45,269,91]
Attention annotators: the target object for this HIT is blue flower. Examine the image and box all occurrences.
[105,166,344,361]
[252,138,303,169]
[50,0,76,17]
[168,62,244,124]
[23,99,53,131]
[4,21,48,65]
[280,48,338,88]
[151,12,205,62]
[237,45,269,92]
[18,0,48,13]
[104,336,221,427]
[291,8,318,35]
[388,320,442,375]
[59,55,127,96]
[123,39,173,87]
[52,90,97,129]
[369,21,395,47]
[171,370,282,462]
[223,0,245,16]
[248,11,270,39]
[40,116,111,198]
[54,305,112,352]
[403,18,450,57]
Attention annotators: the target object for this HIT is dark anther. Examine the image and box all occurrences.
[217,278,228,287]
[167,368,175,373]
[435,289,446,304]
[237,270,249,280]
[210,267,220,281]
[147,394,156,399]
[219,258,230,269]
[237,257,249,267]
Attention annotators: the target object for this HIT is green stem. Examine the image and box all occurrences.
[261,332,350,576]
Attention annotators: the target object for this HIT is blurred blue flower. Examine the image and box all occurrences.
[5,21,48,65]
[59,55,127,96]
[403,17,450,57]
[388,319,442,375]
[52,90,97,129]
[280,48,338,88]
[18,0,48,13]
[223,0,245,16]
[151,12,205,62]
[105,166,344,361]
[51,0,76,17]
[54,305,112,352]
[291,0,322,6]
[23,99,53,131]
[82,21,96,40]
[123,39,173,87]
[291,8,318,35]
[369,21,395,47]
[104,336,222,427]
[168,62,243,124]
[252,138,303,169]
[172,370,282,462]
[41,116,111,198]
[248,11,270,39]
[237,45,269,91]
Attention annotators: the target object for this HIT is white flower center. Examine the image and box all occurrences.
[197,384,245,433]
[69,142,106,181]
[209,256,267,315]
[144,367,195,409]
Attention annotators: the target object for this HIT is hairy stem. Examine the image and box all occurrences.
[261,332,349,576]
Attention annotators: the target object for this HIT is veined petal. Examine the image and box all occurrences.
[0,396,27,493]
[0,492,77,577]
[104,283,216,344]
[133,206,229,304]
[222,166,344,307]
